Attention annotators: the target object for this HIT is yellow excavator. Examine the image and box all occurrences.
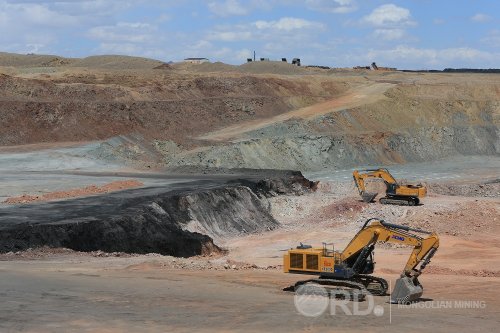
[284,218,439,303]
[353,168,426,206]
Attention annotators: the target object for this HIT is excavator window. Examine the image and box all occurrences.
[387,183,397,195]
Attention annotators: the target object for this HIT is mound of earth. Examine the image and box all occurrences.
[0,171,316,256]
[70,55,165,70]
[0,52,77,67]
[174,61,238,73]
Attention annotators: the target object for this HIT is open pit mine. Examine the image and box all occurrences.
[0,53,498,332]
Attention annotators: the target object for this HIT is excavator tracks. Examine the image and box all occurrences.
[380,197,418,206]
[352,275,389,296]
[290,275,388,301]
[293,278,367,301]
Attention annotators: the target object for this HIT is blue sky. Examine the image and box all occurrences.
[0,0,499,69]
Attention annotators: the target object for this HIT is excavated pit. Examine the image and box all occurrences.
[0,171,315,257]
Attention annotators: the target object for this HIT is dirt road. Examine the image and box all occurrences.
[0,255,498,333]
[198,82,394,142]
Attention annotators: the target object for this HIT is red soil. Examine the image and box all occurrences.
[3,179,143,204]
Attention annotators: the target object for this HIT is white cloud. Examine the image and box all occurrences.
[0,0,156,55]
[0,1,75,27]
[305,0,358,14]
[87,22,156,43]
[97,43,143,55]
[206,17,324,50]
[363,45,498,67]
[208,0,359,17]
[437,48,491,61]
[202,16,325,63]
[235,48,251,59]
[481,30,500,48]
[0,0,79,53]
[207,31,253,42]
[208,0,248,17]
[207,0,358,17]
[362,4,415,41]
[253,17,324,31]
[85,20,174,60]
[363,4,414,27]
[470,13,491,23]
[190,40,213,50]
[2,0,136,17]
[373,28,405,41]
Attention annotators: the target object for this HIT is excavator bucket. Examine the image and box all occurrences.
[361,192,378,203]
[390,276,423,304]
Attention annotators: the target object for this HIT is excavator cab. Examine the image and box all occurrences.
[387,183,398,195]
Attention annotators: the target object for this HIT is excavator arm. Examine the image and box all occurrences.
[340,218,439,303]
[353,169,397,202]
[341,218,439,277]
[353,169,398,189]
[352,170,368,194]
[354,169,398,184]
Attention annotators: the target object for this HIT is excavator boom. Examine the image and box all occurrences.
[341,219,439,277]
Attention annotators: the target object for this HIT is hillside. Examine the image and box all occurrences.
[0,53,498,171]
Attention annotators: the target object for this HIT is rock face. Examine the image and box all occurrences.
[0,213,217,258]
[163,83,500,170]
[0,171,315,256]
[166,126,498,171]
[179,186,276,240]
[2,67,498,171]
[0,73,345,146]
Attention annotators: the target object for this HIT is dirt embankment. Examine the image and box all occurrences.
[0,72,349,147]
[162,78,500,170]
[0,171,316,257]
